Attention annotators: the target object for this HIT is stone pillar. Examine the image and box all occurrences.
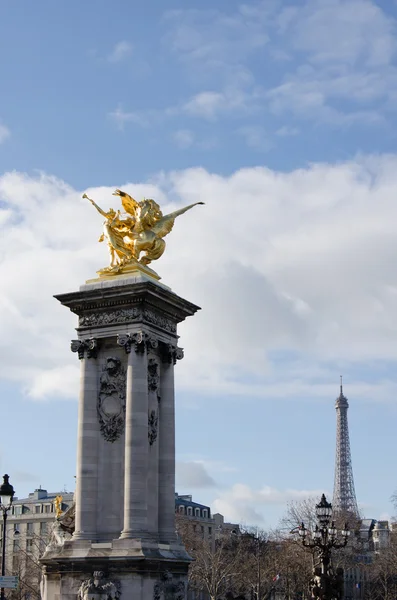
[71,338,99,540]
[158,344,183,543]
[41,279,200,598]
[118,332,157,538]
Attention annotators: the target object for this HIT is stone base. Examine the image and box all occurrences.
[41,539,190,599]
[93,261,161,283]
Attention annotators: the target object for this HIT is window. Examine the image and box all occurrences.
[14,505,22,516]
[208,527,212,535]
[178,506,185,514]
[13,540,19,553]
[35,505,41,514]
[187,507,193,516]
[13,523,19,533]
[27,522,34,535]
[44,505,51,513]
[40,522,47,535]
[26,539,33,553]
[12,555,19,572]
[202,509,208,518]
[195,508,200,517]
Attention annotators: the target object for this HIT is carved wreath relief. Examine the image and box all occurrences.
[98,357,126,442]
[78,571,121,600]
[153,572,186,600]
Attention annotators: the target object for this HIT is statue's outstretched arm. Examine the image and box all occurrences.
[83,193,108,218]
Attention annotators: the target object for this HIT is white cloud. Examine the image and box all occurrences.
[173,129,195,149]
[3,156,397,400]
[276,125,300,136]
[266,0,397,122]
[162,1,397,127]
[183,89,255,120]
[164,7,269,71]
[283,0,396,67]
[176,461,217,489]
[237,126,272,151]
[183,91,227,120]
[108,41,133,63]
[0,123,10,144]
[212,483,325,524]
[108,106,149,130]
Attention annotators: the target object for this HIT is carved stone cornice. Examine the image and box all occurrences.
[79,307,140,328]
[71,338,98,359]
[142,309,177,333]
[56,282,200,330]
[117,332,159,354]
[161,343,184,365]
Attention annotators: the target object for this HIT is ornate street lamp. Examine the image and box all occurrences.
[298,494,349,600]
[0,475,14,600]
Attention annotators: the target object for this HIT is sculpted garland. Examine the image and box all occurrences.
[83,189,204,276]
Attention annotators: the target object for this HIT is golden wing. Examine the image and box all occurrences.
[150,214,176,238]
[112,189,139,216]
[150,202,204,238]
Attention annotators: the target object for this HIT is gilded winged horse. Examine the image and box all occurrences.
[84,189,204,275]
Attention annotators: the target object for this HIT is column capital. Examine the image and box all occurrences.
[71,338,98,359]
[117,331,159,354]
[161,343,184,365]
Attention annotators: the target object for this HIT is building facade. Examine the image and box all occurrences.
[3,487,74,599]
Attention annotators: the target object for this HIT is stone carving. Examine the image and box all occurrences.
[98,358,126,442]
[71,338,98,359]
[44,520,72,551]
[84,188,203,276]
[153,572,186,600]
[143,309,177,333]
[79,307,140,327]
[148,409,158,445]
[43,503,75,552]
[148,358,160,395]
[78,571,121,600]
[161,343,184,365]
[117,331,159,354]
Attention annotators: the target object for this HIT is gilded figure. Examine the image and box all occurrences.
[54,495,63,518]
[84,189,204,276]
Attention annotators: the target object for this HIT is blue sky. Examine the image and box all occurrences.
[1,0,397,527]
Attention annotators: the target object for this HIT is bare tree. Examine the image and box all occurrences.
[6,532,47,599]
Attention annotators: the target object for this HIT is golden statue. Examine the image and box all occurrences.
[54,495,63,518]
[83,189,204,278]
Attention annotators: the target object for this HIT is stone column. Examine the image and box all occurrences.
[158,344,183,543]
[71,338,99,540]
[118,332,157,538]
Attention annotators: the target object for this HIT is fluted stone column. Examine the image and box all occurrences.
[71,338,99,540]
[158,344,183,543]
[42,280,200,598]
[118,332,156,538]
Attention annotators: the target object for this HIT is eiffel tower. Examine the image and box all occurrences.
[332,377,359,516]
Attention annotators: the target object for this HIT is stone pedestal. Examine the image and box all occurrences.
[40,274,199,599]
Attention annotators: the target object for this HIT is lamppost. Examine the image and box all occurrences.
[0,474,14,600]
[298,494,349,600]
